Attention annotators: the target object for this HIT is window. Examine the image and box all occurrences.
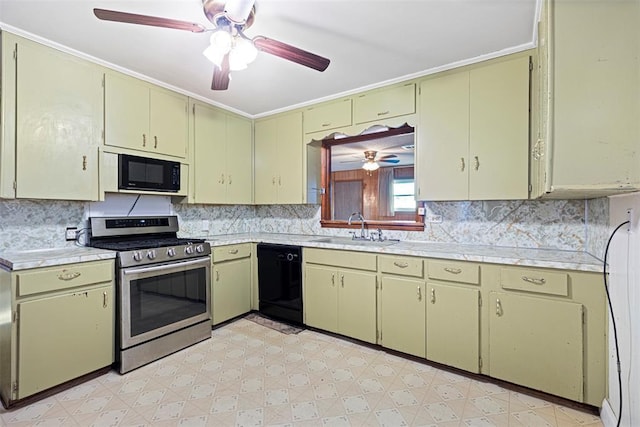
[393,179,416,212]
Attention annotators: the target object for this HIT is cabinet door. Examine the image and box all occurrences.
[354,84,415,125]
[149,88,188,158]
[488,291,584,401]
[380,276,425,357]
[304,99,352,134]
[193,104,227,203]
[254,118,279,204]
[212,258,251,325]
[17,285,114,398]
[417,72,469,201]
[226,115,253,204]
[338,269,377,344]
[426,283,479,373]
[304,265,338,333]
[276,112,303,204]
[104,73,150,152]
[469,56,529,200]
[16,40,102,201]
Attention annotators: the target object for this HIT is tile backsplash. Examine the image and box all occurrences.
[0,196,609,258]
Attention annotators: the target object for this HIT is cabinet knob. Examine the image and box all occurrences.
[341,274,344,288]
[377,111,390,116]
[393,261,408,268]
[58,271,81,281]
[331,273,335,286]
[417,286,422,301]
[228,249,239,254]
[142,134,146,147]
[154,135,158,149]
[82,155,87,171]
[228,175,232,185]
[444,267,462,275]
[220,174,225,184]
[103,291,108,308]
[460,157,465,172]
[321,122,331,127]
[430,288,435,304]
[474,156,480,171]
[521,276,546,285]
[496,298,503,317]
[216,270,220,281]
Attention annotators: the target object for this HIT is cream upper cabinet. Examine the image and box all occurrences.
[105,72,188,158]
[353,83,416,125]
[304,99,352,134]
[192,103,252,204]
[254,112,303,204]
[533,0,640,198]
[417,55,530,201]
[9,33,102,201]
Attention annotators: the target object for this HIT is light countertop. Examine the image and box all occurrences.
[0,233,603,272]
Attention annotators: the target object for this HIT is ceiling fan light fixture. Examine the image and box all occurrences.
[210,30,233,53]
[203,44,225,67]
[228,37,258,70]
[362,161,380,171]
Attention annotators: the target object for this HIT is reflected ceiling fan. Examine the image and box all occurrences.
[93,0,330,90]
[340,150,400,171]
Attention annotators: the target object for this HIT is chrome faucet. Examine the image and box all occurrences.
[347,212,366,239]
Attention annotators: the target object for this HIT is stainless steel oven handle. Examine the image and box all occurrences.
[122,258,209,275]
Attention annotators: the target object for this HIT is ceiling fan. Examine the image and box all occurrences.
[341,151,400,164]
[93,0,330,90]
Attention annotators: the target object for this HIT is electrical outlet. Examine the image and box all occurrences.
[201,220,210,232]
[417,207,426,216]
[425,215,443,223]
[65,227,78,241]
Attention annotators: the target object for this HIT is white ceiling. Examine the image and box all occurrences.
[0,0,539,117]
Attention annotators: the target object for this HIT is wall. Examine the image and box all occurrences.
[0,196,609,256]
[601,193,640,427]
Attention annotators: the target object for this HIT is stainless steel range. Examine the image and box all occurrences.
[88,216,211,373]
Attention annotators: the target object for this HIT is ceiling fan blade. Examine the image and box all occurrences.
[380,158,400,163]
[93,8,207,33]
[253,36,330,72]
[379,154,398,160]
[211,54,231,90]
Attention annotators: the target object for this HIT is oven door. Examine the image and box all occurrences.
[119,256,211,349]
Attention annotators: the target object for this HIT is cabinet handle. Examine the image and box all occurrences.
[521,276,546,285]
[272,177,276,185]
[228,175,232,184]
[103,291,108,308]
[341,274,344,288]
[377,111,390,116]
[430,288,435,304]
[474,156,480,171]
[154,135,158,149]
[321,122,331,127]
[460,157,465,172]
[216,270,220,281]
[444,267,462,275]
[58,271,81,281]
[142,133,146,147]
[417,286,422,301]
[496,298,503,316]
[220,174,225,184]
[393,261,408,268]
[228,249,239,254]
[331,273,335,286]
[82,155,87,171]
[278,176,282,186]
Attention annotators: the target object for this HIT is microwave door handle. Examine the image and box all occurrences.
[122,258,208,275]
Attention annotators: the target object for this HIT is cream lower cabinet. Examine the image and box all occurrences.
[0,260,115,405]
[426,260,481,373]
[4,32,102,201]
[212,244,252,325]
[304,249,377,344]
[378,255,425,358]
[488,292,583,402]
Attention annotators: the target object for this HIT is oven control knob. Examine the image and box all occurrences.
[167,248,176,257]
[147,250,157,260]
[185,245,194,255]
[195,244,205,254]
[132,251,143,262]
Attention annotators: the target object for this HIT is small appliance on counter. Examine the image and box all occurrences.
[88,215,211,373]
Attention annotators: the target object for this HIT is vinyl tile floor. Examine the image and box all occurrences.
[0,318,603,427]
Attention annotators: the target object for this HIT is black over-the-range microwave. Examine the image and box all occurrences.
[118,154,180,192]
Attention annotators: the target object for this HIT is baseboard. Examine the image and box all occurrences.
[600,398,617,427]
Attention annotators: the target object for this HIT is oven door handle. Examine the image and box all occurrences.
[122,258,209,275]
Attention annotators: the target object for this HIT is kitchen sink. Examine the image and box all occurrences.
[311,237,399,247]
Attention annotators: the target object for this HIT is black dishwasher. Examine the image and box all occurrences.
[257,243,303,325]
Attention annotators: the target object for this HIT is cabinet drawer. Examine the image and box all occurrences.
[304,99,352,134]
[16,260,114,297]
[427,260,479,285]
[379,255,423,277]
[354,83,416,124]
[305,248,376,271]
[500,267,568,296]
[213,243,251,262]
